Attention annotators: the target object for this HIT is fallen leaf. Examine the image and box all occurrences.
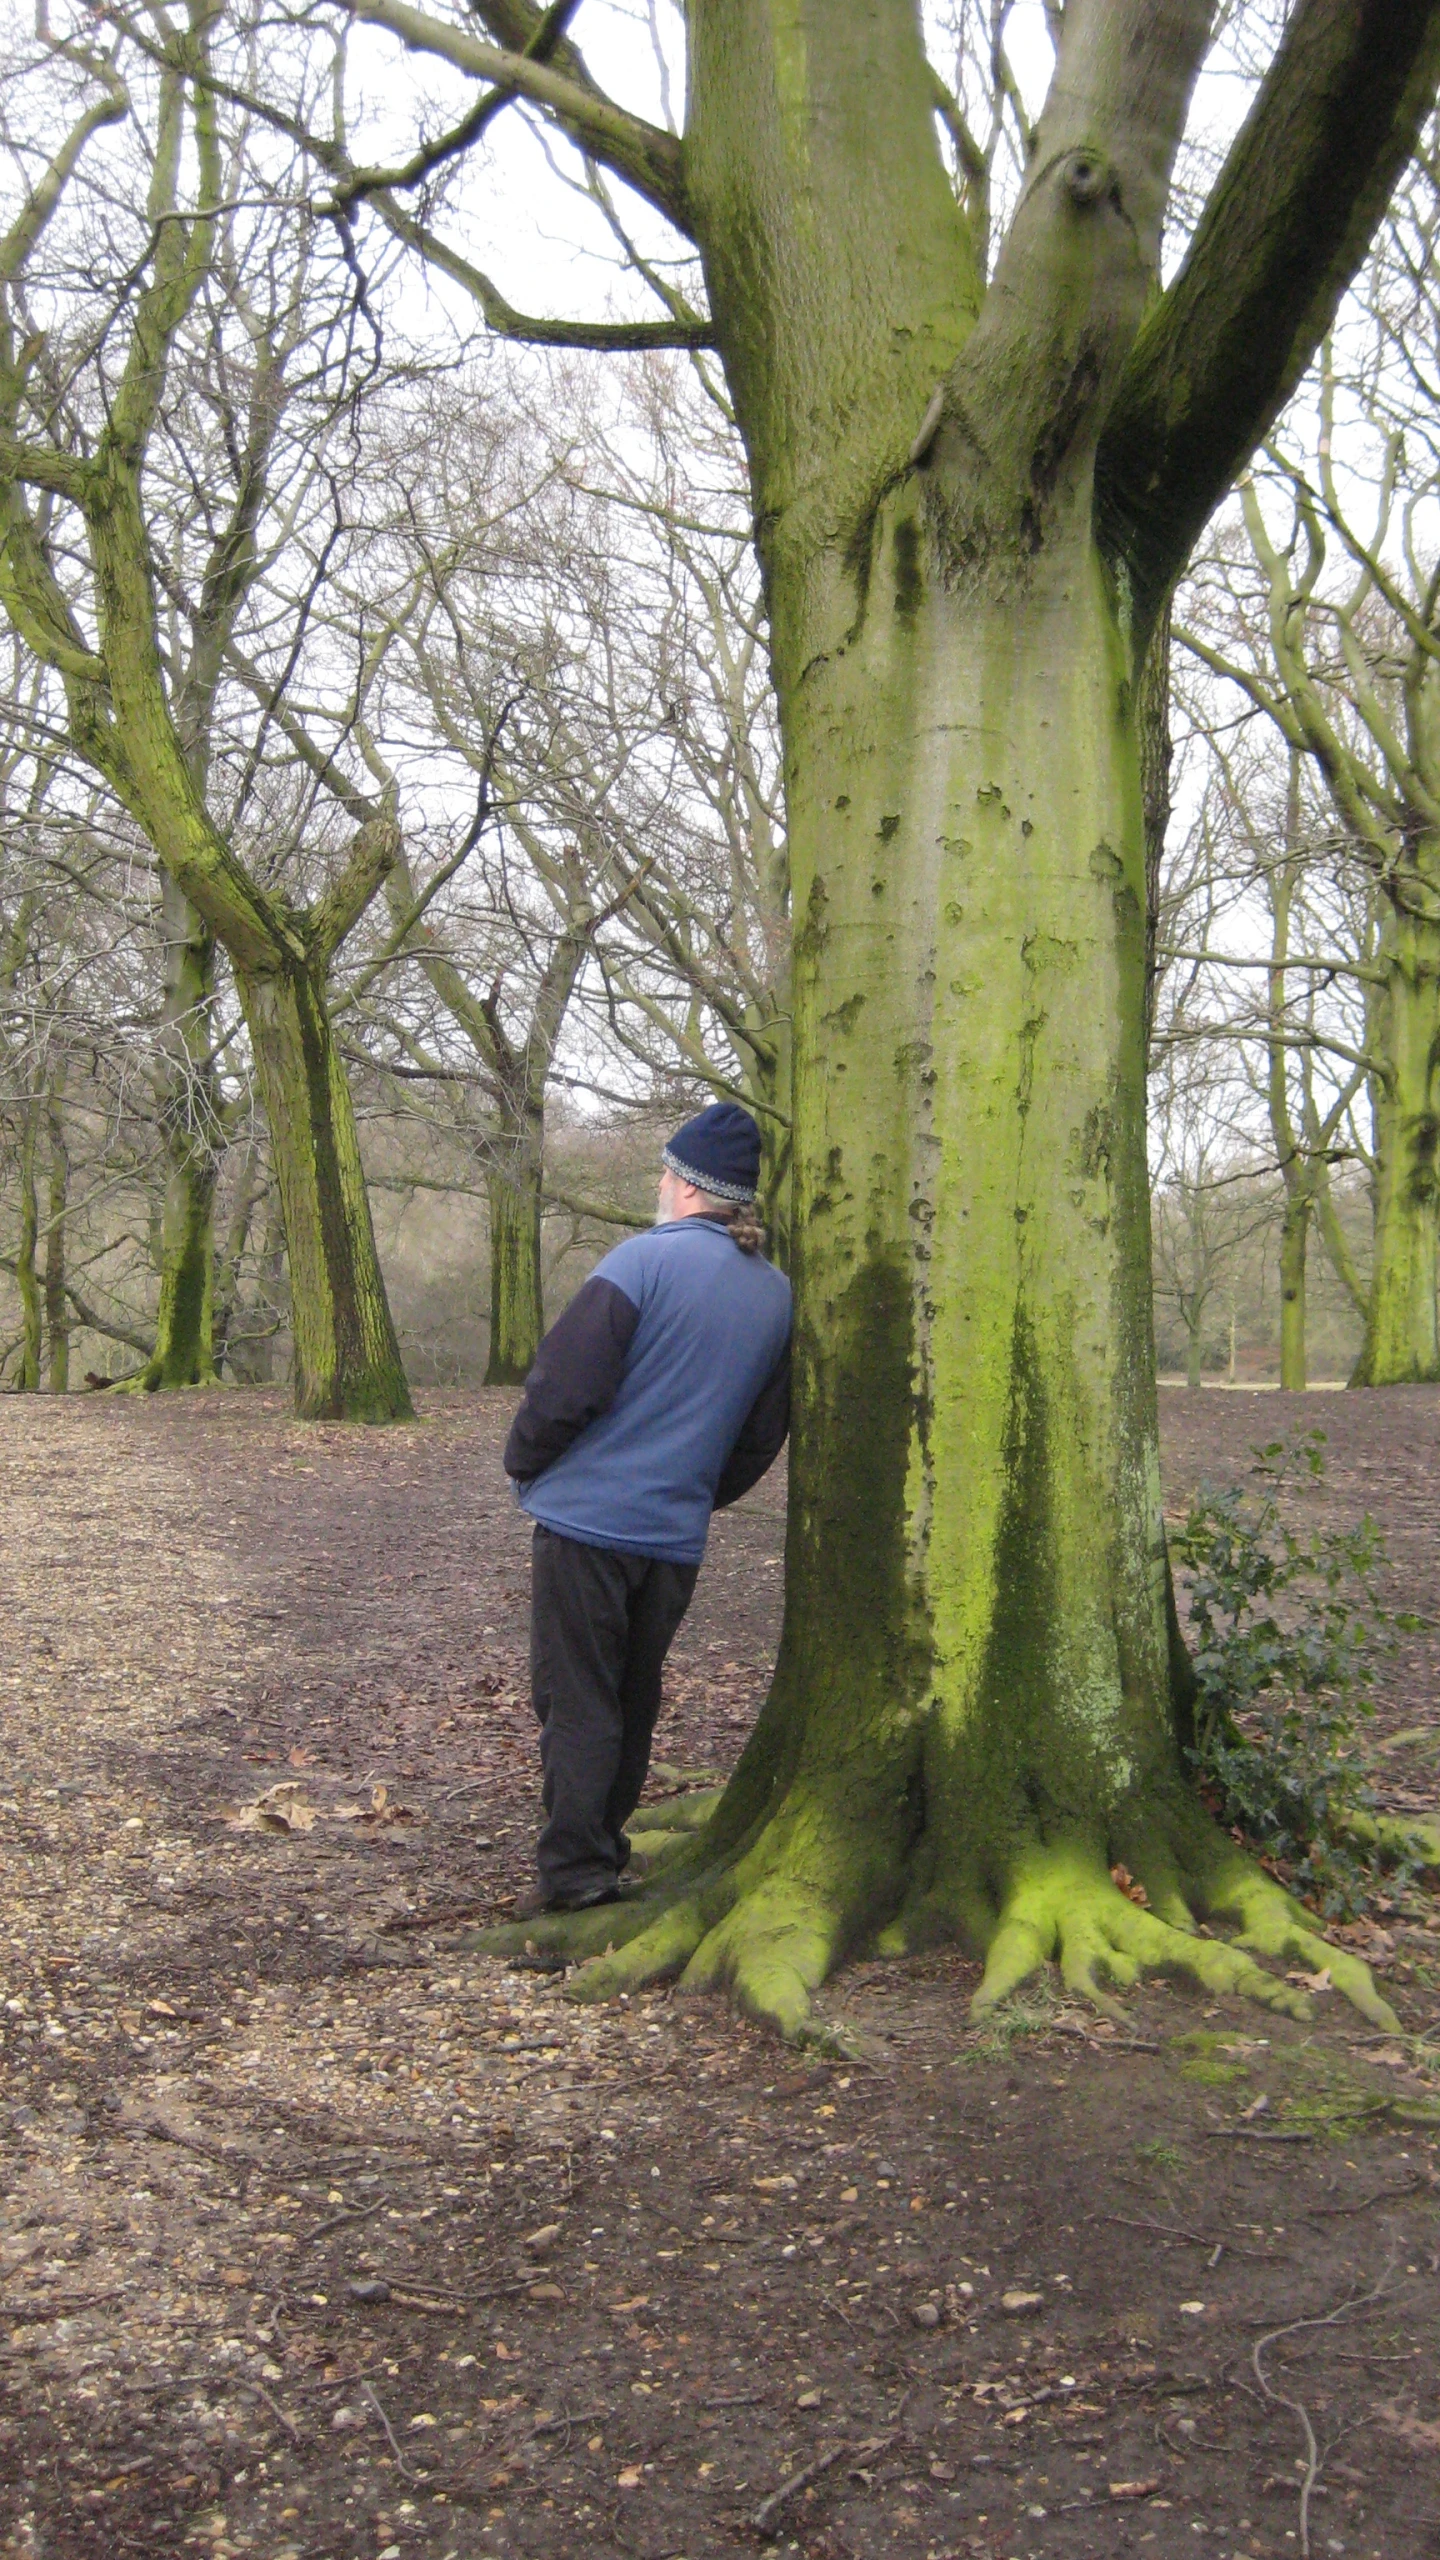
[1374,2401,1440,2451]
[1109,2477,1161,2500]
[333,1784,415,1828]
[607,2296,650,2316]
[752,2175,798,2193]
[616,2467,642,2490]
[1000,2289,1044,2314]
[1109,1863,1149,1907]
[524,2223,563,2257]
[220,1781,318,1835]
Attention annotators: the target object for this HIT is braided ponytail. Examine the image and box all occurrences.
[696,1190,766,1256]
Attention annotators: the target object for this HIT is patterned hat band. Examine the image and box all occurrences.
[661,1145,757,1204]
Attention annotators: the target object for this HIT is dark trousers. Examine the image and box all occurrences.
[530,1524,698,1903]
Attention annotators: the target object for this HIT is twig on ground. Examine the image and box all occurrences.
[363,2380,417,2480]
[1099,2212,1284,2262]
[1302,2178,1428,2218]
[751,2439,855,2536]
[528,2405,609,2441]
[304,2198,385,2245]
[1056,2023,1160,2052]
[243,2376,304,2444]
[1251,2262,1397,2558]
[1,2287,131,2323]
[1205,2126,1314,2143]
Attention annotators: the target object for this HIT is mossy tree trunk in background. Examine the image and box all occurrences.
[211,1141,265,1377]
[0,13,412,1420]
[1352,905,1440,1383]
[14,1096,40,1390]
[379,838,591,1385]
[1277,1196,1310,1393]
[125,879,222,1391]
[1187,412,1440,1386]
[485,1109,545,1386]
[452,0,1440,2035]
[44,1079,69,1391]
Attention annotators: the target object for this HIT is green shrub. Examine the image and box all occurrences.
[1171,1429,1425,1919]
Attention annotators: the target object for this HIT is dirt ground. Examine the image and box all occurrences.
[1,1384,1438,2560]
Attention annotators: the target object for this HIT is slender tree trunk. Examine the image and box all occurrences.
[44,1086,69,1393]
[142,1145,220,1389]
[747,1018,793,1273]
[485,1101,545,1386]
[123,881,222,1391]
[1278,1189,1309,1391]
[1351,908,1440,1386]
[211,1141,265,1375]
[239,960,412,1421]
[1185,1310,1204,1390]
[15,1100,40,1391]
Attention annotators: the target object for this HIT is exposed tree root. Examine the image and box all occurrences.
[1341,1807,1440,1875]
[627,1790,723,1836]
[465,1786,1400,2042]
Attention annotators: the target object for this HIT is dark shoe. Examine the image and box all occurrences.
[510,1884,620,1921]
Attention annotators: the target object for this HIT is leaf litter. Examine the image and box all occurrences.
[0,1384,1436,2557]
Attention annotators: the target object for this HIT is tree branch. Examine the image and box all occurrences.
[1098,0,1440,621]
[345,0,691,232]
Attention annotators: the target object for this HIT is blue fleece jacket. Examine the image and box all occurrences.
[504,1218,792,1564]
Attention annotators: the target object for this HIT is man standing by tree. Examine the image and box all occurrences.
[504,1104,792,1913]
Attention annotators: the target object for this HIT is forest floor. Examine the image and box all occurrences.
[1,1385,1438,2560]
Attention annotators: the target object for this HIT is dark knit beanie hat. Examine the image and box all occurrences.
[662,1102,762,1203]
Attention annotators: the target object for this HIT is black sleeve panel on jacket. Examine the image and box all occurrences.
[503,1275,641,1484]
[713,1337,791,1509]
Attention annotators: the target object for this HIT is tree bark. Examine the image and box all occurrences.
[121,881,223,1391]
[1352,906,1440,1384]
[44,1084,69,1392]
[211,1142,265,1377]
[14,1100,40,1391]
[240,959,412,1421]
[485,1107,545,1386]
[1278,1192,1309,1391]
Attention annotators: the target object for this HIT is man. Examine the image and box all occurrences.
[503,1102,792,1914]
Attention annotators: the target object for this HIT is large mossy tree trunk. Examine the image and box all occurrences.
[1351,907,1440,1384]
[491,0,1440,2037]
